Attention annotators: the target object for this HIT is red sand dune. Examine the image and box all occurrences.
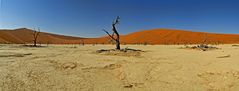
[0,28,239,44]
[120,29,239,44]
[0,28,84,44]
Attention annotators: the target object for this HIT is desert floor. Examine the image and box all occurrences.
[0,44,239,91]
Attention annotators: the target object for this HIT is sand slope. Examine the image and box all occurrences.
[0,28,84,44]
[120,29,239,44]
[1,28,239,44]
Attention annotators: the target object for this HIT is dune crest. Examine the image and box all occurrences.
[0,28,239,44]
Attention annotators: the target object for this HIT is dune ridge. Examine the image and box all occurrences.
[0,28,239,44]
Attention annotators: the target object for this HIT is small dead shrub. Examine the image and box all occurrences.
[181,44,219,51]
[96,47,144,57]
[232,45,239,47]
[21,44,45,48]
[124,84,133,88]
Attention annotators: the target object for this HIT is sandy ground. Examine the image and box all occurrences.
[0,44,239,91]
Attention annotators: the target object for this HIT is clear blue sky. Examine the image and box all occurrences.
[0,0,239,37]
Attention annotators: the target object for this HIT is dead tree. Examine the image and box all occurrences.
[202,33,208,44]
[199,33,208,47]
[32,28,40,47]
[81,40,85,46]
[196,33,210,50]
[103,16,121,50]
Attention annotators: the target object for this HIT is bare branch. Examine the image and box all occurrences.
[35,27,40,39]
[102,29,116,41]
[113,16,120,25]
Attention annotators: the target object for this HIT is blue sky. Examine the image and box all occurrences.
[0,0,239,37]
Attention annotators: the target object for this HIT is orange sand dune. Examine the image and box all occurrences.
[120,29,239,44]
[0,28,239,44]
[0,28,84,44]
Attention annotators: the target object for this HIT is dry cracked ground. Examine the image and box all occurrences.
[0,44,239,91]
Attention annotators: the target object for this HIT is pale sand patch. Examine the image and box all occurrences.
[0,44,239,91]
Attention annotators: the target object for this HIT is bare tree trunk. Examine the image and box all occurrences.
[116,40,120,50]
[34,41,37,46]
[112,21,120,50]
[83,40,85,46]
